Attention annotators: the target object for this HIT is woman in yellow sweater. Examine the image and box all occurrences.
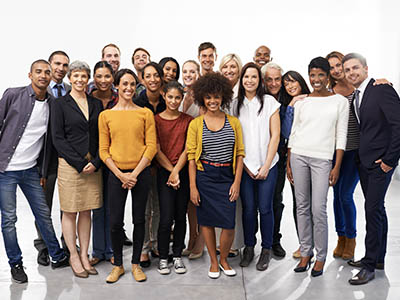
[98,69,157,283]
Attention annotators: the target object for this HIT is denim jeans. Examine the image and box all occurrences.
[0,167,64,267]
[240,165,278,249]
[333,150,359,238]
[92,167,113,260]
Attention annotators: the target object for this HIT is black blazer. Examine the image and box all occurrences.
[51,93,103,172]
[358,79,400,168]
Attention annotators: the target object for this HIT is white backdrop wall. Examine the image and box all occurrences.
[0,0,399,94]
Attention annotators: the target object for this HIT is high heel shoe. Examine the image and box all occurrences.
[84,266,98,275]
[294,254,314,273]
[70,259,89,278]
[311,261,324,277]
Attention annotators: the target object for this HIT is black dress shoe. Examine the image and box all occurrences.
[272,243,286,258]
[240,246,254,267]
[123,235,133,246]
[140,259,151,268]
[37,248,50,266]
[347,259,384,270]
[294,254,313,273]
[51,255,70,269]
[256,248,272,271]
[349,268,375,285]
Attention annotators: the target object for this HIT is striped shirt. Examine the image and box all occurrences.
[200,117,235,163]
[345,91,360,151]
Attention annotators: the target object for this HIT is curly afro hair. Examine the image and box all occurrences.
[192,72,233,111]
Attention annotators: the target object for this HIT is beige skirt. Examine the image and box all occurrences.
[58,158,103,212]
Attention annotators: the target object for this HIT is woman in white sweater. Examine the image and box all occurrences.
[287,57,349,277]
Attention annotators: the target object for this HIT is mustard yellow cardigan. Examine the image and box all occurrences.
[186,114,245,174]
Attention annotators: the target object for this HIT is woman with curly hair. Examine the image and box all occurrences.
[186,72,244,279]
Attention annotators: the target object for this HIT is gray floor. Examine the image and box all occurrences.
[1,178,400,300]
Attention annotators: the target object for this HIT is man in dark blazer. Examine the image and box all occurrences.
[35,50,72,266]
[343,53,400,285]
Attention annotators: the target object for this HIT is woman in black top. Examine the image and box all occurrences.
[51,60,103,278]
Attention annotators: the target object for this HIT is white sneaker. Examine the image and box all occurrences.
[173,257,187,274]
[158,259,170,275]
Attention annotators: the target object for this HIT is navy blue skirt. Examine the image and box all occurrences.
[196,163,236,229]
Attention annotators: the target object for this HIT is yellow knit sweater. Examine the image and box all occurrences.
[98,108,157,170]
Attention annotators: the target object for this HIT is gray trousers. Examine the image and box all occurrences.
[290,153,331,261]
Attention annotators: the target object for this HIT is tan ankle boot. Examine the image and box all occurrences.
[333,236,346,258]
[342,237,356,260]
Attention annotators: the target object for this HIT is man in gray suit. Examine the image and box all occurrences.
[35,51,71,266]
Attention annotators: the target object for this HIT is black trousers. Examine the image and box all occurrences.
[108,167,150,266]
[157,166,189,259]
[272,153,298,244]
[358,162,394,271]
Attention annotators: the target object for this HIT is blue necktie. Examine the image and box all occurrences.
[354,89,361,123]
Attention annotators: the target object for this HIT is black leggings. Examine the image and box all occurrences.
[157,166,189,259]
[108,167,150,265]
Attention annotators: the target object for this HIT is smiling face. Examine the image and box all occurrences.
[328,56,344,81]
[242,67,259,96]
[198,48,216,73]
[254,46,271,67]
[203,94,222,112]
[309,68,328,92]
[50,54,69,84]
[265,67,282,97]
[284,75,302,97]
[143,65,162,93]
[133,50,150,72]
[94,67,113,92]
[164,88,183,111]
[343,58,368,88]
[163,61,178,83]
[182,62,199,87]
[29,62,52,91]
[221,59,240,86]
[117,73,136,101]
[103,46,120,72]
[69,70,89,93]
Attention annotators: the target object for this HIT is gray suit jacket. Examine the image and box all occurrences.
[47,81,71,97]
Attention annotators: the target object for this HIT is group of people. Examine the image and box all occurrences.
[1,42,399,287]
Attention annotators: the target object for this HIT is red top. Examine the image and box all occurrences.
[155,113,193,165]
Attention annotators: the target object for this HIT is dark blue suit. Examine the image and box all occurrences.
[356,79,400,271]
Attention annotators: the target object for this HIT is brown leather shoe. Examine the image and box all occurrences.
[333,236,346,258]
[106,266,125,283]
[89,257,104,266]
[132,265,147,282]
[70,259,88,278]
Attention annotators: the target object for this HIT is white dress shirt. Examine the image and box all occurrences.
[354,77,371,122]
[238,94,280,175]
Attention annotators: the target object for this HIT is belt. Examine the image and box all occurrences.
[201,160,232,167]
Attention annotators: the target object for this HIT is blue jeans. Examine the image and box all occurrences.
[240,165,278,249]
[0,167,64,267]
[92,168,113,260]
[333,150,359,238]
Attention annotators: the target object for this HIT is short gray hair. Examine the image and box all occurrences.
[68,60,91,79]
[261,62,283,78]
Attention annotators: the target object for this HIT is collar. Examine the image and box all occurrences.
[357,76,371,95]
[28,84,50,102]
[49,80,65,89]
